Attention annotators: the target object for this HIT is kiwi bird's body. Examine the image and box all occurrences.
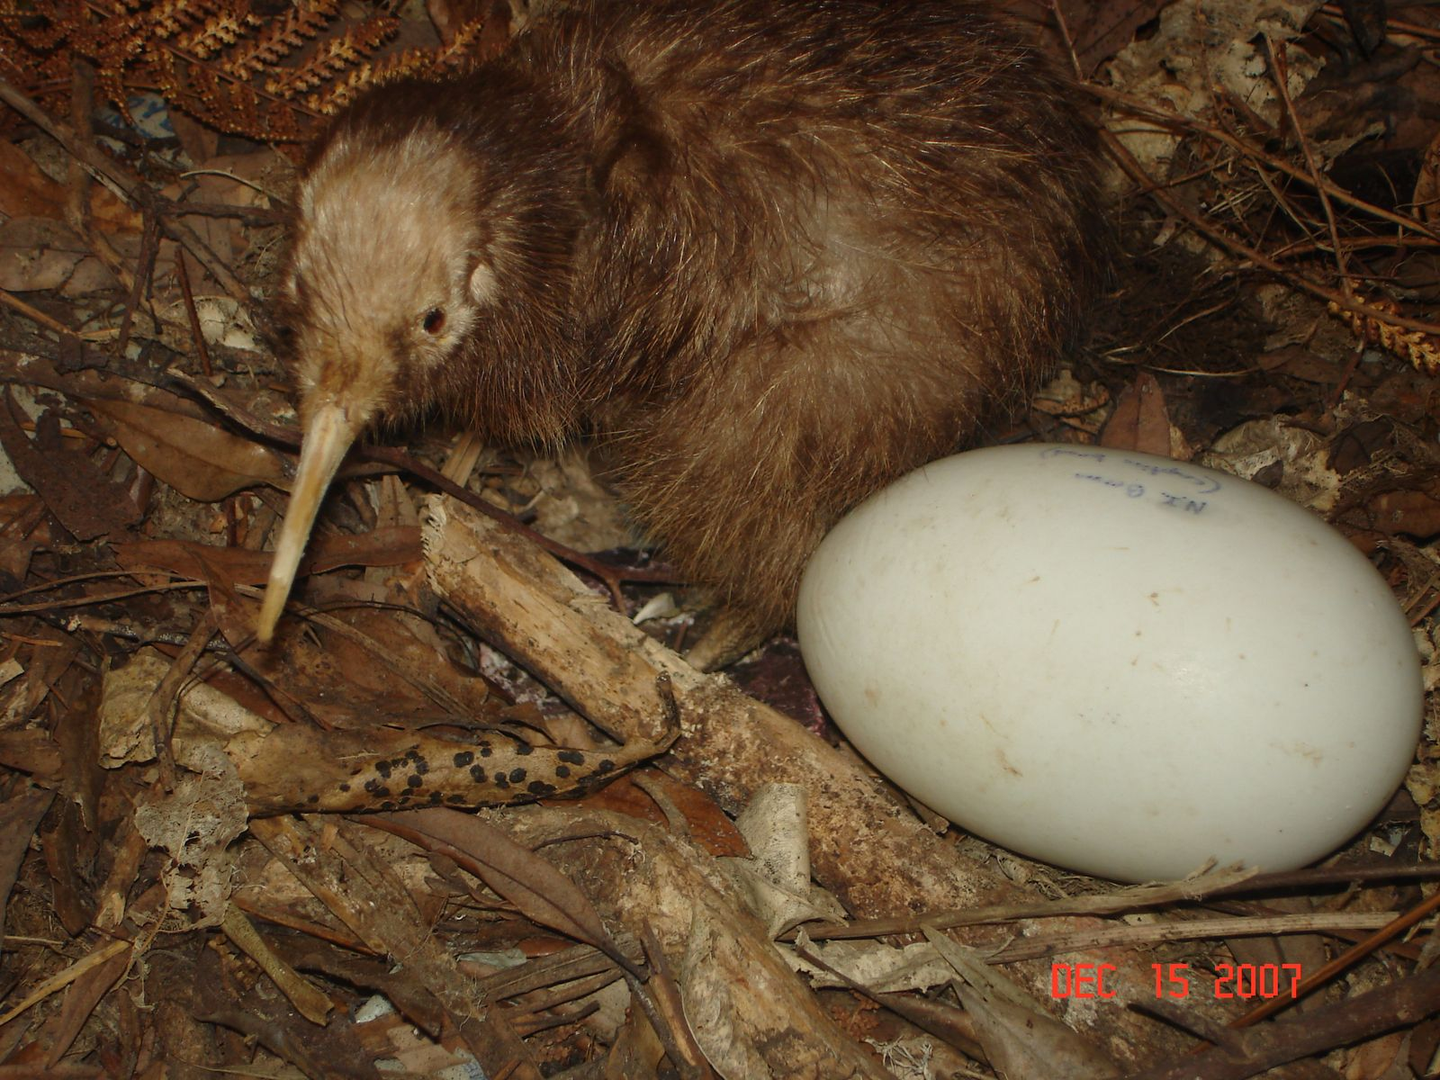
[261,0,1106,664]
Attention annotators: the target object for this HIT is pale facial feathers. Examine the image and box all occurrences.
[286,129,494,426]
[258,130,499,642]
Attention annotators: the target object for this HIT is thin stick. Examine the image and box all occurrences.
[1264,35,1350,292]
[0,76,252,305]
[1101,128,1440,337]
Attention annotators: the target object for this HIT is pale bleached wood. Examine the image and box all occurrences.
[423,496,1198,1067]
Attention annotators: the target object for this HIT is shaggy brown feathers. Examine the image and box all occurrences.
[279,0,1107,663]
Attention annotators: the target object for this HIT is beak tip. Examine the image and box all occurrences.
[255,582,286,645]
[252,401,360,647]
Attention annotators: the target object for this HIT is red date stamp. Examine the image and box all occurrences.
[1050,962,1302,1000]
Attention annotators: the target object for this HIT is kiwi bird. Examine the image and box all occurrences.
[258,0,1107,667]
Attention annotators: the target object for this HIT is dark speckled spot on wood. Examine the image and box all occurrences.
[558,750,585,765]
[516,742,534,756]
[598,760,616,773]
[428,791,444,804]
[470,764,485,782]
[376,761,393,779]
[555,765,571,778]
[509,768,526,783]
[448,793,465,804]
[407,774,423,788]
[495,772,510,788]
[381,801,396,810]
[527,780,557,796]
[339,782,351,792]
[454,751,474,767]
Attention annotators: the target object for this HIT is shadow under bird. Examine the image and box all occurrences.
[257,0,1107,667]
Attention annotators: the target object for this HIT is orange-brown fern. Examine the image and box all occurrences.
[0,0,495,143]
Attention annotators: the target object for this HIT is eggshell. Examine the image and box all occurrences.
[797,444,1422,882]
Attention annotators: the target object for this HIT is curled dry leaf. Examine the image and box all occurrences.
[373,807,634,971]
[922,925,1121,1080]
[88,397,288,501]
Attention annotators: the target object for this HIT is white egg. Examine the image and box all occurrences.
[797,444,1423,882]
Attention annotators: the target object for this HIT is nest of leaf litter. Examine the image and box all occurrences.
[0,0,1436,1077]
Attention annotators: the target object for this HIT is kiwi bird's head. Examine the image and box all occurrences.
[256,128,497,644]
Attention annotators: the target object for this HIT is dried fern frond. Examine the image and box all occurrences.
[431,16,491,72]
[262,16,399,101]
[1329,298,1440,375]
[219,0,339,80]
[1,0,508,143]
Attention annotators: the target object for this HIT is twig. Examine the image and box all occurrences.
[0,289,78,338]
[1101,128,1440,337]
[1230,885,1440,1028]
[1121,961,1440,1080]
[1264,35,1350,292]
[0,76,252,305]
[1090,82,1440,244]
[175,250,213,378]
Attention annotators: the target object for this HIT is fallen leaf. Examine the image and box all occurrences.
[1100,370,1183,457]
[569,772,748,858]
[89,397,288,501]
[0,141,141,233]
[375,808,635,972]
[113,527,424,586]
[0,394,139,540]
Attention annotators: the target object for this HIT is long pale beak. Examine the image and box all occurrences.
[256,403,360,644]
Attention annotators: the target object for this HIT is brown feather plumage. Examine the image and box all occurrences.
[270,0,1107,663]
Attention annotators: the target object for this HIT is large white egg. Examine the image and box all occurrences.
[797,444,1423,882]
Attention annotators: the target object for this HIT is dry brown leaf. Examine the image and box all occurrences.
[0,141,141,233]
[375,808,631,966]
[570,772,747,858]
[1099,370,1186,457]
[0,219,111,295]
[89,397,288,501]
[0,395,139,540]
[922,926,1120,1080]
[112,527,422,586]
[0,787,55,943]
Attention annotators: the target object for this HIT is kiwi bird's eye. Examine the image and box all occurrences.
[422,308,446,335]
